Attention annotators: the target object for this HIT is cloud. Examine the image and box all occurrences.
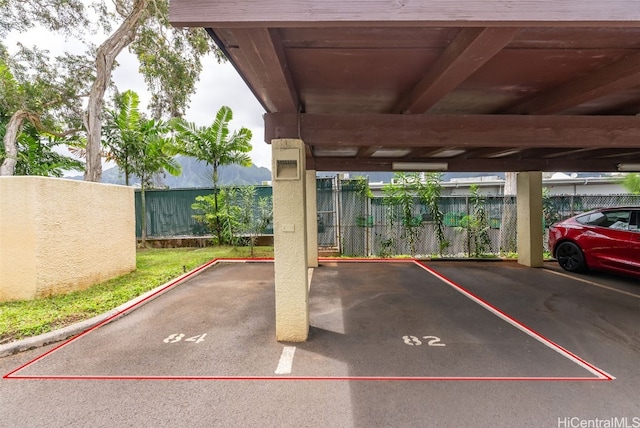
[182,56,270,169]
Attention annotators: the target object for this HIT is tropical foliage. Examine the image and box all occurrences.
[622,173,640,195]
[191,190,239,246]
[381,172,448,256]
[0,122,83,176]
[421,172,448,254]
[191,186,273,251]
[102,90,181,245]
[103,90,144,185]
[455,184,491,257]
[132,119,181,246]
[0,43,90,176]
[172,106,253,187]
[173,106,253,244]
[230,186,273,256]
[88,0,221,181]
[3,0,219,181]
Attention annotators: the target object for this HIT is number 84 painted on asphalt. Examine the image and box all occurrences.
[403,335,445,346]
[163,333,207,344]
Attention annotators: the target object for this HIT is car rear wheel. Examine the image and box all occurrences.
[555,242,587,273]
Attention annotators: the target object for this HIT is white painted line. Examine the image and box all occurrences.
[544,268,640,299]
[274,346,297,375]
[415,262,614,380]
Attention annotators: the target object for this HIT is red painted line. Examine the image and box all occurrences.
[319,257,414,263]
[4,375,610,381]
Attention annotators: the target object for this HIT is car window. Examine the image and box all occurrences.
[576,212,606,226]
[629,210,639,233]
[576,210,632,230]
[603,210,631,230]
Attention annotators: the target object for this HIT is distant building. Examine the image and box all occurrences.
[367,173,629,197]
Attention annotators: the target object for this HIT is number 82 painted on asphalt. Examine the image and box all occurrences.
[402,335,445,347]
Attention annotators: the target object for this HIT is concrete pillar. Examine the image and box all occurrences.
[271,139,309,342]
[306,170,319,268]
[516,171,544,267]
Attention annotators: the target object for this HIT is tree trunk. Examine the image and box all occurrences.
[83,0,149,182]
[0,110,28,176]
[140,178,147,247]
[1,110,83,176]
[212,163,223,244]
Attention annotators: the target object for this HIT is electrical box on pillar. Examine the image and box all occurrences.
[274,148,301,180]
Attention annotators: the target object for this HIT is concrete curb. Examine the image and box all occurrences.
[0,260,220,358]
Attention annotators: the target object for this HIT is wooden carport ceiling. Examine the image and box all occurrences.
[170,1,640,172]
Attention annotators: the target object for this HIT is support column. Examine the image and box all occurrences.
[516,171,544,268]
[271,139,309,342]
[306,170,319,268]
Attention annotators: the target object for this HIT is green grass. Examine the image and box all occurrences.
[0,246,273,344]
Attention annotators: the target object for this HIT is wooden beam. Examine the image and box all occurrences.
[541,148,598,158]
[584,149,640,159]
[265,113,640,148]
[356,146,381,158]
[507,52,640,114]
[395,27,518,114]
[305,144,315,169]
[405,147,457,158]
[170,0,640,27]
[310,157,623,172]
[466,148,523,158]
[219,28,299,113]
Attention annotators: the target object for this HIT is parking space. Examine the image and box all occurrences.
[426,260,639,371]
[5,260,625,380]
[2,259,638,427]
[7,261,283,378]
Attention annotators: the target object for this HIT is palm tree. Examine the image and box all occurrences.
[172,105,252,243]
[103,90,143,186]
[131,118,182,246]
[101,90,182,246]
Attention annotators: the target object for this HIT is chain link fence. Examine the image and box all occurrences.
[135,179,640,257]
[366,195,516,257]
[316,177,338,248]
[331,177,639,257]
[338,178,370,256]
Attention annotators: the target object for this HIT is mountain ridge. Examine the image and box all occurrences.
[67,155,273,188]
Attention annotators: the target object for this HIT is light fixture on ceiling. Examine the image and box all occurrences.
[392,162,448,171]
[617,163,640,172]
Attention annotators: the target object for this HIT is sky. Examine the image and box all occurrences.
[6,22,272,170]
[112,53,271,169]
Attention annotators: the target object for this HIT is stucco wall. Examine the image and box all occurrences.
[0,177,136,301]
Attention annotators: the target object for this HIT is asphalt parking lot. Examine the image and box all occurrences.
[1,259,638,427]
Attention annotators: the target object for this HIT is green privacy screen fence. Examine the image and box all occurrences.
[134,186,274,238]
[135,180,640,257]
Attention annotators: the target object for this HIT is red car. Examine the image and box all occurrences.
[548,207,640,279]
